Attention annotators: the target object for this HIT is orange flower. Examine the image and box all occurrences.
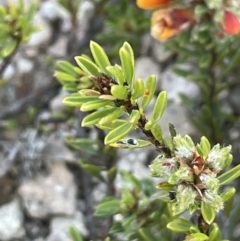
[222,10,240,35]
[151,8,194,42]
[137,0,172,9]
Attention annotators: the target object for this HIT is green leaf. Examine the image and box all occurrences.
[141,75,156,109]
[138,228,158,241]
[54,71,77,82]
[75,56,100,76]
[145,119,154,131]
[82,107,117,126]
[129,110,140,124]
[221,188,236,202]
[187,233,209,241]
[110,138,151,149]
[167,218,195,234]
[222,189,235,216]
[152,91,167,122]
[218,164,240,185]
[131,78,144,100]
[209,223,220,241]
[63,95,99,107]
[94,199,120,217]
[96,119,127,131]
[80,99,112,111]
[220,48,240,78]
[80,159,105,182]
[120,170,142,192]
[194,4,209,17]
[90,41,111,73]
[98,107,123,125]
[106,65,125,85]
[111,85,129,100]
[201,202,215,224]
[200,136,211,158]
[169,123,176,139]
[123,42,134,66]
[25,2,37,21]
[56,60,77,76]
[109,222,124,234]
[69,226,83,241]
[199,53,212,69]
[151,123,163,141]
[104,122,134,144]
[119,47,134,88]
[108,166,117,183]
[2,41,17,57]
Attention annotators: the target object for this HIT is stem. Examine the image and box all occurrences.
[0,38,21,78]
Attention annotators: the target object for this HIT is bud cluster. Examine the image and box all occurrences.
[149,135,232,213]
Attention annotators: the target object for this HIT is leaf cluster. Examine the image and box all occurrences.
[0,0,37,60]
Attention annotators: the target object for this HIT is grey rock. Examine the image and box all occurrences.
[27,12,52,47]
[77,1,95,32]
[50,89,68,112]
[16,57,34,74]
[92,183,107,203]
[159,102,200,138]
[19,162,77,219]
[46,212,88,241]
[152,40,174,63]
[161,65,201,104]
[44,134,76,162]
[115,148,151,191]
[228,85,240,115]
[48,36,68,57]
[2,64,15,80]
[0,199,25,240]
[40,0,71,32]
[135,57,161,81]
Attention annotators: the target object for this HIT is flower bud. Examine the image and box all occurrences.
[173,135,195,160]
[206,144,232,172]
[172,185,197,215]
[202,190,223,212]
[222,10,240,35]
[149,155,177,178]
[136,0,173,10]
[151,8,194,42]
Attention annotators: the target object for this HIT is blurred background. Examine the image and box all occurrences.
[0,0,240,241]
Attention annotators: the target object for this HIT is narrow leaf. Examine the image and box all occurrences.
[218,164,240,185]
[201,202,215,224]
[98,107,124,125]
[80,159,105,182]
[209,223,220,241]
[200,136,211,158]
[131,78,144,100]
[69,226,83,241]
[94,199,120,217]
[141,75,157,109]
[90,41,111,73]
[187,233,209,241]
[56,60,77,76]
[82,107,117,126]
[119,48,134,88]
[106,65,125,85]
[167,218,195,234]
[111,85,129,100]
[152,91,167,122]
[63,95,98,107]
[81,99,112,111]
[105,122,134,144]
[75,56,100,76]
